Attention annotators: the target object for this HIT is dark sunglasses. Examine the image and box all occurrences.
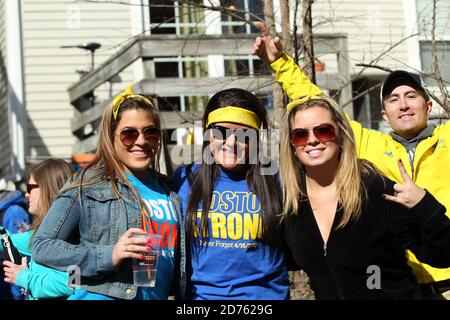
[208,125,256,144]
[119,127,160,147]
[290,123,336,147]
[27,183,39,194]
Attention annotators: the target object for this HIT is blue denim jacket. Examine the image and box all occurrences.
[31,169,186,300]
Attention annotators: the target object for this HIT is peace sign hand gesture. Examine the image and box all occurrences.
[251,21,284,64]
[383,159,426,209]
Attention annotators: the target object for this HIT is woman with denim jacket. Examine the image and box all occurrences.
[32,85,185,300]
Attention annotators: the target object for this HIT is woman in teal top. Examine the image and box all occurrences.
[2,228,73,299]
[2,159,74,299]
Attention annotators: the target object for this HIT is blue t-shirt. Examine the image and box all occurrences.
[68,174,179,300]
[171,165,289,300]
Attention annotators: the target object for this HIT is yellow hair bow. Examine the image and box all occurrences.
[286,93,325,113]
[112,83,154,120]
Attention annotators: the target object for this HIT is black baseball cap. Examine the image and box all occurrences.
[380,70,430,104]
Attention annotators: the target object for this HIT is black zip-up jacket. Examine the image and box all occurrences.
[282,173,450,300]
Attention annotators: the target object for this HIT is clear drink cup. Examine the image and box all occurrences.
[132,233,161,287]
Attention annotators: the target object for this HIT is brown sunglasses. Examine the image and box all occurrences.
[27,183,39,194]
[119,127,160,146]
[290,123,336,146]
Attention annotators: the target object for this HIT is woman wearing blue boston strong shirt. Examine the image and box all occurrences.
[171,88,289,300]
[32,84,184,300]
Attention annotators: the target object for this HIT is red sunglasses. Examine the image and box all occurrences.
[290,123,336,147]
[119,127,160,147]
[27,183,39,194]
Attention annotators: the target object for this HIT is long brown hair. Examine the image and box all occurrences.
[280,95,378,228]
[29,159,74,239]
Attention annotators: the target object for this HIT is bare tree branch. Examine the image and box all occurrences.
[331,32,420,101]
[341,82,382,108]
[354,63,392,73]
[292,0,300,64]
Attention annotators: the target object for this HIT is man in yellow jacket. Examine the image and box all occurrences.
[252,22,450,299]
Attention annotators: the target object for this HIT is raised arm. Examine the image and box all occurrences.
[252,22,391,163]
[251,21,283,64]
[252,21,322,102]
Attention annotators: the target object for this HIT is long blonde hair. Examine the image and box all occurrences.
[280,95,376,228]
[29,159,74,240]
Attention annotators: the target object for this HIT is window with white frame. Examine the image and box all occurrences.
[220,1,268,81]
[149,0,207,35]
[416,0,449,87]
[147,0,270,113]
[148,1,209,112]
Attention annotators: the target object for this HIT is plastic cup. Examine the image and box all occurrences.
[132,233,161,287]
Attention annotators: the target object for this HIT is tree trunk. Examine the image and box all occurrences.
[279,0,292,54]
[264,0,284,131]
[301,0,316,84]
[286,0,315,300]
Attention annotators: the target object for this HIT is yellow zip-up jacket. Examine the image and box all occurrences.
[271,53,450,284]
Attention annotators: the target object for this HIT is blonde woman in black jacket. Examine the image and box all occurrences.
[277,94,450,299]
[252,20,450,300]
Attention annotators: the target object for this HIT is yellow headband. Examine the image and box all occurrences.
[206,106,261,130]
[286,93,325,113]
[112,83,154,120]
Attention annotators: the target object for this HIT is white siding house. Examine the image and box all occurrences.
[21,0,135,164]
[0,0,11,177]
[311,0,411,75]
[306,0,448,128]
[1,0,26,181]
